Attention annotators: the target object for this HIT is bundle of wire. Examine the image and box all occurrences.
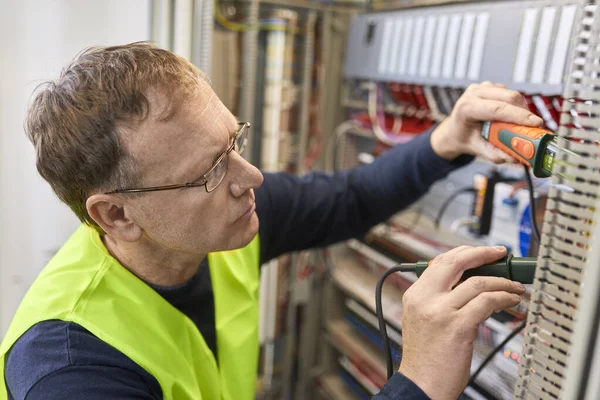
[367,83,415,146]
[375,165,538,390]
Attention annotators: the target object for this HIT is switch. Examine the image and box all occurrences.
[522,141,535,159]
[511,137,535,159]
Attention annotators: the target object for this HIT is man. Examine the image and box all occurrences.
[0,43,537,400]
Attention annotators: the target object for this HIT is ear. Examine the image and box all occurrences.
[86,194,143,242]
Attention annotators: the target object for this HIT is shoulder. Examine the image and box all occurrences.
[5,320,160,399]
[5,320,72,397]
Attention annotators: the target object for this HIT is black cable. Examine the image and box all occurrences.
[523,165,541,243]
[434,187,477,230]
[467,320,527,388]
[376,264,417,380]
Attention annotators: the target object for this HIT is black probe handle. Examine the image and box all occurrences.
[415,255,537,284]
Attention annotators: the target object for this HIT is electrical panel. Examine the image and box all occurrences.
[322,1,600,400]
[307,0,600,399]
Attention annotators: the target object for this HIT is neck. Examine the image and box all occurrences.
[102,234,206,287]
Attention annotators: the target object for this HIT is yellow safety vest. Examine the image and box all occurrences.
[0,225,260,399]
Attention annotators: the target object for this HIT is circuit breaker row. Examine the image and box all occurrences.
[345,0,584,95]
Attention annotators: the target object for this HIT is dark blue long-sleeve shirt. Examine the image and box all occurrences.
[4,129,469,399]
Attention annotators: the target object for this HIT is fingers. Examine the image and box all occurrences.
[472,86,529,110]
[459,291,522,325]
[448,276,525,309]
[419,246,508,292]
[456,97,543,127]
[459,82,544,127]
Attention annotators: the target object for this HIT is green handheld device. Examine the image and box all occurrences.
[413,254,537,284]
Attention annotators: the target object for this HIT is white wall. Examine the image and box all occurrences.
[0,0,151,335]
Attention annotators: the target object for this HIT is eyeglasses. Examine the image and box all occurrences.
[106,122,250,195]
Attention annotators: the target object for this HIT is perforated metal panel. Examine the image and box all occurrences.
[514,4,600,399]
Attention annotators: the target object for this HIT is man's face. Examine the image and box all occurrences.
[125,82,264,255]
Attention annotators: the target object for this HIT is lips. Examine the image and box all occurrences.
[237,202,256,222]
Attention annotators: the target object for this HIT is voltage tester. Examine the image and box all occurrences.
[412,254,537,283]
[481,121,558,178]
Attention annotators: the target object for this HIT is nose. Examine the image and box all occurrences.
[228,151,264,197]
